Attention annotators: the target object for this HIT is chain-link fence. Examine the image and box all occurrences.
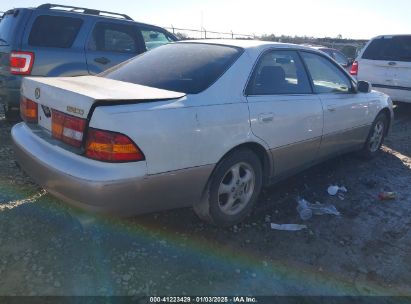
[163,25,366,58]
[165,26,255,40]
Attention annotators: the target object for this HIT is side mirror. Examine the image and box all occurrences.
[357,80,372,93]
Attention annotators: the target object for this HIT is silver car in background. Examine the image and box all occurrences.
[12,40,394,226]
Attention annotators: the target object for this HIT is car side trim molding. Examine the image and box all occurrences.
[372,84,411,91]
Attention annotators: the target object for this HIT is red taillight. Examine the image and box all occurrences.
[10,51,35,75]
[20,97,38,123]
[52,110,86,148]
[350,61,358,76]
[85,128,145,162]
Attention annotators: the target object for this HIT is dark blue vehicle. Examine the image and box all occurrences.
[0,3,177,121]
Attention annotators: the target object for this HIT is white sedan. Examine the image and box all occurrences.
[12,40,394,226]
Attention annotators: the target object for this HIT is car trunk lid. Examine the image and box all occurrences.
[22,75,185,117]
[21,75,185,145]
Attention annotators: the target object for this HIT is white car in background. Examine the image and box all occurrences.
[12,40,394,226]
[305,44,353,71]
[351,35,411,103]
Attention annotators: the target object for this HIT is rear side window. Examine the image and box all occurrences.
[28,15,83,48]
[362,36,411,62]
[141,28,174,51]
[101,43,243,94]
[88,22,141,53]
[247,50,312,95]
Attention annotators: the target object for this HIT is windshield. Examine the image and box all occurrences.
[100,43,243,94]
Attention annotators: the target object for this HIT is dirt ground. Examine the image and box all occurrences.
[0,104,410,297]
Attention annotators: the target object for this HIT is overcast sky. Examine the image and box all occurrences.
[2,0,410,39]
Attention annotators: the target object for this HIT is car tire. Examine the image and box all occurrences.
[193,149,263,227]
[359,112,388,159]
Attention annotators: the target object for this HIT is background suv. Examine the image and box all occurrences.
[0,3,177,120]
[351,35,411,103]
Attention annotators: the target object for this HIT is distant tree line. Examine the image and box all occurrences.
[259,34,368,58]
[174,31,368,58]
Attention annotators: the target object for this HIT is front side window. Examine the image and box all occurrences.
[301,52,352,94]
[320,49,334,58]
[362,36,411,62]
[247,50,312,95]
[333,51,349,66]
[88,22,140,53]
[101,43,243,94]
[28,15,83,48]
[141,28,174,50]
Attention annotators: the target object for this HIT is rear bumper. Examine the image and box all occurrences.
[12,123,213,216]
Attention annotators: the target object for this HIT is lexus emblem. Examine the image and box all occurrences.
[35,88,40,99]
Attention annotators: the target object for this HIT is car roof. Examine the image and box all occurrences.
[6,5,169,30]
[303,44,340,52]
[177,39,319,52]
[370,34,411,40]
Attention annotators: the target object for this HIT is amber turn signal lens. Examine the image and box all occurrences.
[20,97,38,123]
[85,128,145,162]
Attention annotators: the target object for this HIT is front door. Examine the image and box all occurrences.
[246,50,323,177]
[300,51,372,157]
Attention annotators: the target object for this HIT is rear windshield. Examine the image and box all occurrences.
[100,43,243,94]
[0,12,18,46]
[28,15,83,48]
[362,36,411,62]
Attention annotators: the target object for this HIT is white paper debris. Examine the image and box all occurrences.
[270,223,307,231]
[328,185,348,196]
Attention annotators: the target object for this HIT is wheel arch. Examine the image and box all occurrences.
[202,142,273,197]
[194,141,272,222]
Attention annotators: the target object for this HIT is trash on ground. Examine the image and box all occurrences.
[309,202,341,216]
[270,223,307,231]
[378,192,396,201]
[297,198,313,220]
[327,185,348,196]
[297,197,341,220]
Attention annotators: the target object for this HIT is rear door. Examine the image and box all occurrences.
[85,21,145,74]
[21,13,88,76]
[246,49,323,177]
[358,35,411,90]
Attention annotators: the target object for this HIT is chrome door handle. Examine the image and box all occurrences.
[388,61,397,66]
[327,105,337,112]
[258,113,274,123]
